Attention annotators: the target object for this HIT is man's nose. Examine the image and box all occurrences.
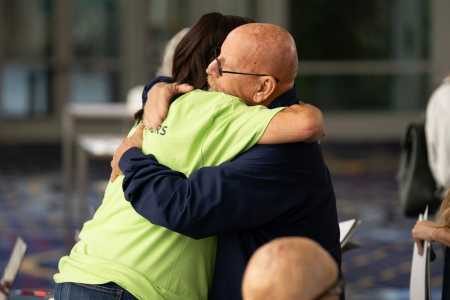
[206,60,220,78]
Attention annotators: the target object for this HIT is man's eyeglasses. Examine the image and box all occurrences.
[313,270,345,300]
[213,49,279,83]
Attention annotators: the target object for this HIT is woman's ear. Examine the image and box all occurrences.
[253,77,276,104]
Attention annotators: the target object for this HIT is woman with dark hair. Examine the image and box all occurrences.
[54,13,257,300]
[134,12,255,122]
[172,13,255,89]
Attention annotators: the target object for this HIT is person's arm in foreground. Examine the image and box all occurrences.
[412,220,450,255]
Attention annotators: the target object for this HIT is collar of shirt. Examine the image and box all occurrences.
[267,85,299,109]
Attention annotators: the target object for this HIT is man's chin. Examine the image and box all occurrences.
[207,76,226,94]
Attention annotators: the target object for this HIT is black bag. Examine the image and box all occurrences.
[397,123,441,216]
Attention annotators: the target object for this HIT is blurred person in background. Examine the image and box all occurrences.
[156,28,190,77]
[425,74,450,198]
[412,189,450,299]
[55,13,324,300]
[242,237,343,300]
[125,28,190,117]
[112,20,341,300]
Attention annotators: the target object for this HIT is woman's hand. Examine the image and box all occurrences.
[412,220,440,256]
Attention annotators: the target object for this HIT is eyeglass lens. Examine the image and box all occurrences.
[214,49,222,76]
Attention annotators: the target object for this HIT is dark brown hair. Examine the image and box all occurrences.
[172,13,255,89]
[135,13,255,122]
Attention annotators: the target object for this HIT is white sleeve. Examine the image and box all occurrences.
[425,80,450,190]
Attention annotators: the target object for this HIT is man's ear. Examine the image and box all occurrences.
[253,77,276,104]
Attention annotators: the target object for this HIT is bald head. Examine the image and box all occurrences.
[224,23,297,87]
[206,23,298,105]
[242,237,339,300]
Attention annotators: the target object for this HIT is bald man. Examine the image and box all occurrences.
[115,23,342,300]
[206,23,298,107]
[242,237,342,300]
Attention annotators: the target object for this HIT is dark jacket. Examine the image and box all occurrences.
[120,77,342,300]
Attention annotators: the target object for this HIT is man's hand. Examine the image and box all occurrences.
[143,82,194,129]
[0,279,12,296]
[110,125,145,183]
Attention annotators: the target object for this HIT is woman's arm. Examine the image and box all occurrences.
[144,82,325,144]
[432,226,450,246]
[257,102,324,144]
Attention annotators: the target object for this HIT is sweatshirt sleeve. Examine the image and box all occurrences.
[120,144,308,240]
[141,76,173,106]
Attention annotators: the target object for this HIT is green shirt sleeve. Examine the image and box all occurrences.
[200,98,285,167]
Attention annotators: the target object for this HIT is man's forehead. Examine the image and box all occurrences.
[221,34,255,65]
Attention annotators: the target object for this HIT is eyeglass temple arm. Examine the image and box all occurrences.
[221,71,279,83]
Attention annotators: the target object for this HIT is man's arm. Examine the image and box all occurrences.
[120,145,311,240]
[141,76,173,106]
[141,78,193,129]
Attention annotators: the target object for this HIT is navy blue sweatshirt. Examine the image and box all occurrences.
[120,77,342,300]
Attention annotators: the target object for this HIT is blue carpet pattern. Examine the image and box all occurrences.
[0,142,445,299]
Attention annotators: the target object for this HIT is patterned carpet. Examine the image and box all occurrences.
[0,142,444,299]
[322,143,444,300]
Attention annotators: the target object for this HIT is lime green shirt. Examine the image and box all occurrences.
[54,90,284,300]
